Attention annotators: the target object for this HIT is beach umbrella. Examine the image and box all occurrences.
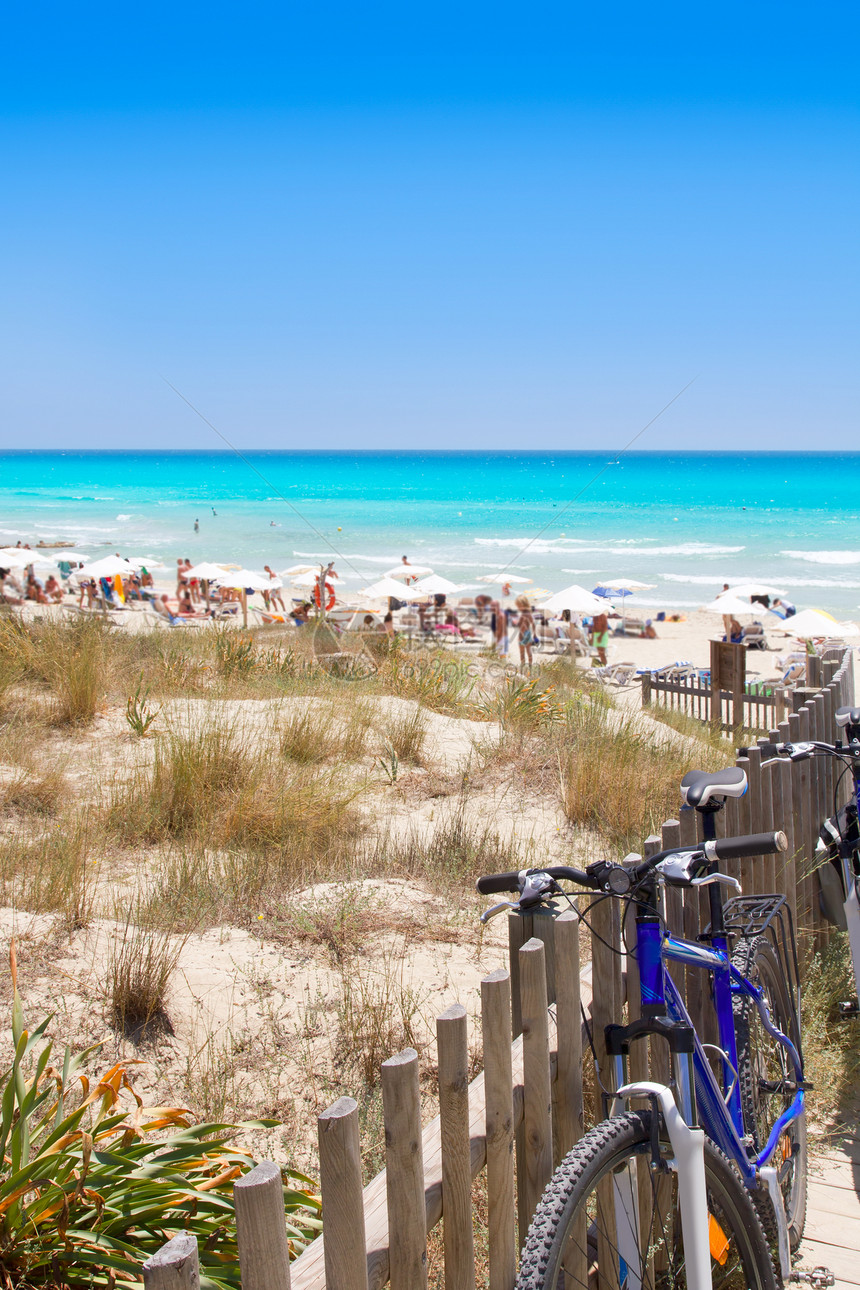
[212,569,272,592]
[718,582,787,600]
[702,595,764,616]
[361,576,416,600]
[186,561,232,580]
[412,575,462,595]
[784,609,853,637]
[124,557,164,570]
[539,584,605,615]
[41,549,87,562]
[0,550,40,568]
[291,568,333,590]
[593,580,655,633]
[279,563,317,577]
[476,573,532,585]
[78,556,137,579]
[597,578,656,594]
[384,564,434,580]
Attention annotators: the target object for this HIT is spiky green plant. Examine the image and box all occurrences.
[0,944,321,1287]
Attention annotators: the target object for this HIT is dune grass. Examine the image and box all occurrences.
[0,821,95,928]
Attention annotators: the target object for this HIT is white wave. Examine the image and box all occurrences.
[664,571,860,590]
[475,537,744,557]
[116,514,133,521]
[781,549,860,565]
[560,568,600,575]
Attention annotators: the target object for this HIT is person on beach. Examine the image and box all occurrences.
[383,611,396,639]
[43,575,63,604]
[590,610,609,665]
[516,596,536,670]
[773,597,797,619]
[400,555,417,586]
[194,518,199,533]
[153,594,181,624]
[264,566,286,613]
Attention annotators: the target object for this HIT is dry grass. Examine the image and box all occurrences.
[106,904,188,1038]
[555,704,724,851]
[0,767,66,815]
[333,951,427,1087]
[0,821,95,927]
[801,935,860,1136]
[105,720,365,861]
[379,707,427,764]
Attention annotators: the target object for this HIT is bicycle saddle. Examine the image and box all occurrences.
[680,767,747,808]
[835,706,860,729]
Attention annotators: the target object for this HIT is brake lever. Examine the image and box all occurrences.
[480,900,520,924]
[691,873,742,893]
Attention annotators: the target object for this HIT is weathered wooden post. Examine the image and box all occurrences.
[234,1161,293,1290]
[317,1099,368,1290]
[382,1049,427,1290]
[481,969,516,1290]
[518,938,553,1241]
[437,1004,475,1290]
[143,1235,200,1290]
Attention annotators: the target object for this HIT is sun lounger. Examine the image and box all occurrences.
[589,660,638,686]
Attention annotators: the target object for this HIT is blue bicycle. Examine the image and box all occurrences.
[478,765,810,1290]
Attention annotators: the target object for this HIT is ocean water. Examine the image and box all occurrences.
[2,449,859,615]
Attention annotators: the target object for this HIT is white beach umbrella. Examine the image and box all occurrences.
[783,608,847,637]
[412,575,462,595]
[124,557,164,570]
[702,595,765,616]
[279,563,317,577]
[361,576,416,600]
[41,549,86,562]
[0,550,40,568]
[186,561,232,580]
[599,578,656,593]
[291,569,328,589]
[77,556,137,579]
[212,569,273,592]
[476,573,532,585]
[718,582,787,599]
[539,584,605,614]
[384,564,434,580]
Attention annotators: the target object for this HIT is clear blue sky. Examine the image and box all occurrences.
[1,2,857,450]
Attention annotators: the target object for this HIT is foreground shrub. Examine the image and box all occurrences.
[0,946,321,1287]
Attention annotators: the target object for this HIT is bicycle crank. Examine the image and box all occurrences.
[789,1268,835,1288]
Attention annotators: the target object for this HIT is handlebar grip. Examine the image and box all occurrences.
[476,870,521,895]
[738,742,781,758]
[712,831,787,860]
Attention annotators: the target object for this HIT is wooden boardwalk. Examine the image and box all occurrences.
[798,1124,860,1289]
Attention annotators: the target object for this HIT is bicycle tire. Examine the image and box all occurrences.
[731,933,807,1251]
[516,1110,779,1290]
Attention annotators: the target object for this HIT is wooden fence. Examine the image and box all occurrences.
[142,651,855,1290]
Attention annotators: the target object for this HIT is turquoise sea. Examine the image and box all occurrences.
[1,450,859,615]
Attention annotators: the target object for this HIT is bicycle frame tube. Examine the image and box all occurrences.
[637,922,805,1183]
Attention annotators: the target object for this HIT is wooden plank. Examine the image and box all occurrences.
[807,1178,860,1219]
[518,937,554,1240]
[795,1239,860,1286]
[437,1004,475,1290]
[481,971,516,1290]
[318,1102,368,1290]
[290,970,595,1290]
[382,1048,427,1290]
[679,807,703,1030]
[508,911,533,1039]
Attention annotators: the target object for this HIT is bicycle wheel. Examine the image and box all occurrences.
[516,1110,778,1290]
[732,934,807,1250]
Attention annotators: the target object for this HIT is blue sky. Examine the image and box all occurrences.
[1,2,857,450]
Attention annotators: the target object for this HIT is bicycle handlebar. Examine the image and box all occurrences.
[476,832,787,902]
[710,830,787,860]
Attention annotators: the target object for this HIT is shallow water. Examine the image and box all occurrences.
[2,450,858,615]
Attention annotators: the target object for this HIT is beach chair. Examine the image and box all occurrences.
[740,621,768,650]
[589,660,638,686]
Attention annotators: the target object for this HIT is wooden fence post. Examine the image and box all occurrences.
[553,909,583,1160]
[234,1162,293,1290]
[481,970,516,1290]
[382,1049,427,1290]
[437,1005,475,1290]
[518,938,553,1241]
[757,739,776,894]
[143,1235,200,1290]
[318,1100,368,1290]
[508,911,533,1039]
[679,808,703,1032]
